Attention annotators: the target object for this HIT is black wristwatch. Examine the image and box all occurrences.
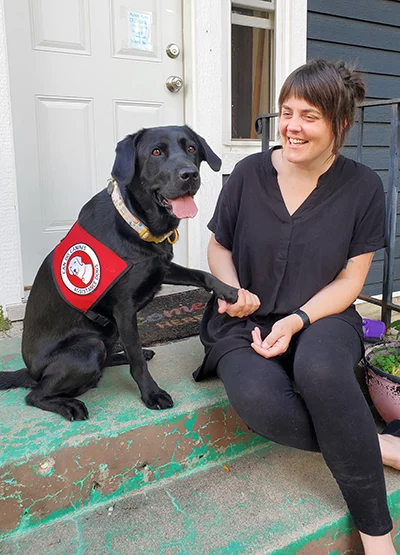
[292,309,311,329]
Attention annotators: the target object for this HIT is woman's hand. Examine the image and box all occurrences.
[217,288,260,318]
[251,315,303,358]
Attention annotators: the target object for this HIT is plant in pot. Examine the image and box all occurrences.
[365,342,400,423]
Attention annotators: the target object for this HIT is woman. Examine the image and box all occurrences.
[194,59,400,553]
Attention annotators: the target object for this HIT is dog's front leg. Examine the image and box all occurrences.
[164,262,238,304]
[114,310,173,410]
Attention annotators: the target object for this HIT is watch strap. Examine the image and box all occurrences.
[292,309,311,329]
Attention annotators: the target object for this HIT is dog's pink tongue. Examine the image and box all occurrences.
[168,195,198,219]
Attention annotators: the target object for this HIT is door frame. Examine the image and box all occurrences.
[0,0,24,317]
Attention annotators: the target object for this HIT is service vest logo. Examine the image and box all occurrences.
[61,243,101,295]
[52,222,130,313]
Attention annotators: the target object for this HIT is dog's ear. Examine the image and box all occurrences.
[185,126,222,172]
[111,132,143,186]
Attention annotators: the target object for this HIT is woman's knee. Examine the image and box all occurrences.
[294,346,356,389]
[295,318,360,368]
[293,331,361,400]
[216,349,320,450]
[228,384,292,438]
[217,350,292,430]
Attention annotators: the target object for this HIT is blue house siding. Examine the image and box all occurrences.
[307,0,400,297]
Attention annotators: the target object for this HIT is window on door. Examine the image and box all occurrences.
[231,0,274,140]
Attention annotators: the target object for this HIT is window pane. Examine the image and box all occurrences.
[231,10,273,139]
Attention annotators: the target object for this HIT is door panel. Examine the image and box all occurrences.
[31,0,91,54]
[114,100,164,141]
[36,96,97,231]
[5,0,185,286]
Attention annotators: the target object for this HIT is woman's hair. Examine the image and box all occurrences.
[278,59,366,154]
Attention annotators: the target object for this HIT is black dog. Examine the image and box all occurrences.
[0,126,237,421]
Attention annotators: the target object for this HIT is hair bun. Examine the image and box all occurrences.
[336,61,366,104]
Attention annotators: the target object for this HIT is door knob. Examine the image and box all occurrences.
[166,76,183,93]
[166,43,180,59]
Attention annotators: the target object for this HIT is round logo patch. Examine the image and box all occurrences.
[60,243,101,295]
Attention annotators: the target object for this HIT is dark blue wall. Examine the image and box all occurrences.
[308,0,400,296]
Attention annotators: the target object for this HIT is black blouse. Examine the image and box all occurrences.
[194,147,386,381]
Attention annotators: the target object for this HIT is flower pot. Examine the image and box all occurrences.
[365,343,400,423]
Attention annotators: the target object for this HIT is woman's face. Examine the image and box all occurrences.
[279,96,335,170]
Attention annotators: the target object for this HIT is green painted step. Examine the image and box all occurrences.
[2,442,400,554]
[0,336,268,538]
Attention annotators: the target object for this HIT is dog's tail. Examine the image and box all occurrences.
[0,369,36,390]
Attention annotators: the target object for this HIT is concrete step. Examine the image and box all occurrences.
[3,332,400,553]
[0,336,267,538]
[1,442,400,554]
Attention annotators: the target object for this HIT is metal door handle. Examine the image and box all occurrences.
[166,76,183,93]
[166,43,180,59]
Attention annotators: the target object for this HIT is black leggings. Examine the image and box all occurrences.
[216,318,392,535]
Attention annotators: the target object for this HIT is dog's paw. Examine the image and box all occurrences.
[142,388,173,410]
[57,398,89,421]
[216,286,238,305]
[142,348,155,361]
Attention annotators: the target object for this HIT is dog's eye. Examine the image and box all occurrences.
[152,148,162,156]
[187,145,196,153]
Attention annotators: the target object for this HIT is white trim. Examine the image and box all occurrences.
[274,0,307,113]
[184,0,234,271]
[183,0,201,269]
[221,0,232,147]
[232,0,275,11]
[231,14,272,29]
[0,0,24,313]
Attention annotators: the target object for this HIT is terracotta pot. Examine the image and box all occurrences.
[365,343,400,423]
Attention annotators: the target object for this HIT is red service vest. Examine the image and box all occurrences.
[52,222,130,313]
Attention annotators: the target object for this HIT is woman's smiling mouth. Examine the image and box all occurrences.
[288,137,308,145]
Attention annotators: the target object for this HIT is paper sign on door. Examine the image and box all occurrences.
[128,11,152,52]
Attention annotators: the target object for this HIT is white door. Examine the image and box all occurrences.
[5,0,186,287]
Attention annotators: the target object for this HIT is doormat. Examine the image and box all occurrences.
[137,288,212,347]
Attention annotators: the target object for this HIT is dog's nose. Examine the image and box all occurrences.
[179,168,199,181]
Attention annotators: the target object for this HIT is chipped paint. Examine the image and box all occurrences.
[0,338,246,465]
[0,403,268,537]
[33,458,56,477]
[1,443,400,553]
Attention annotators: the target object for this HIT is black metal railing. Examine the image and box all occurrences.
[255,98,400,326]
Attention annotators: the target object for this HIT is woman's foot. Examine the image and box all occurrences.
[378,433,400,470]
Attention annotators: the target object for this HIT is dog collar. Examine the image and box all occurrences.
[107,179,179,245]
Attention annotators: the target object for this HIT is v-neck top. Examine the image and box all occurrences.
[193,146,386,381]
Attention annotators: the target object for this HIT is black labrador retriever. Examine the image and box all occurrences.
[0,126,238,420]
